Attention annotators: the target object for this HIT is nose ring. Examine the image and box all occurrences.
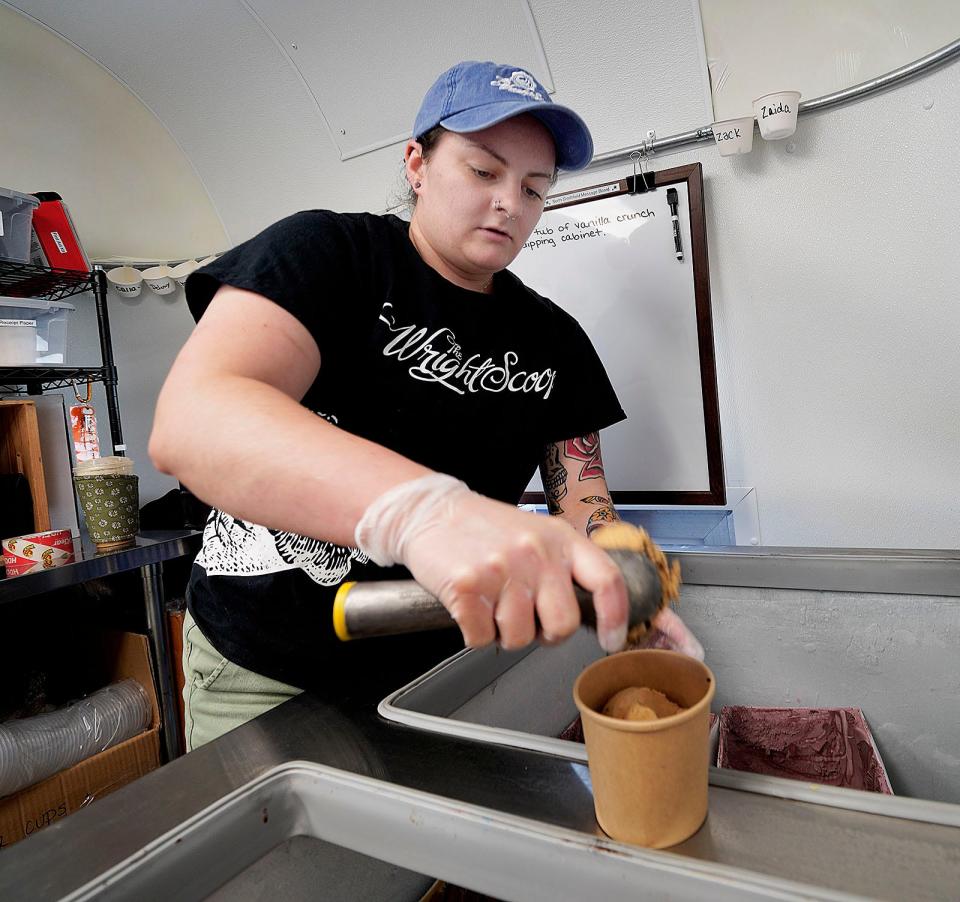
[494,199,518,222]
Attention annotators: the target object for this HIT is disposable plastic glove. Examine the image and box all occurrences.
[589,521,704,660]
[634,606,705,661]
[355,474,628,652]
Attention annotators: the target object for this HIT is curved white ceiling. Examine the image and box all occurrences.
[3,0,713,243]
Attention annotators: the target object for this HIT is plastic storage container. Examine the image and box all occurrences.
[0,188,40,264]
[0,296,76,364]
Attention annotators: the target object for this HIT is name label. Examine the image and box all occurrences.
[716,127,742,141]
[761,101,792,119]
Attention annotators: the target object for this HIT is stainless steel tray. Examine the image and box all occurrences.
[60,762,875,902]
[381,628,960,825]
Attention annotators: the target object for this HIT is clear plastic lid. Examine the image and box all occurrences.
[73,455,135,477]
[0,296,76,312]
[0,186,40,208]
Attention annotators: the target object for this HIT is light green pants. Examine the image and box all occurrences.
[182,609,303,751]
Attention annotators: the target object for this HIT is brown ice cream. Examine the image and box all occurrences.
[718,706,893,794]
[590,523,681,645]
[624,702,657,722]
[602,686,684,721]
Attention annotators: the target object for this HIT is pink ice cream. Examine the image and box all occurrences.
[718,706,892,794]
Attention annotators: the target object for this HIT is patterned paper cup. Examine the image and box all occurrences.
[74,474,140,551]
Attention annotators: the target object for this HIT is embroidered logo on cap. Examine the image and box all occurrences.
[490,70,544,101]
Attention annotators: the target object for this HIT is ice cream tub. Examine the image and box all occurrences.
[717,706,893,794]
[2,529,75,578]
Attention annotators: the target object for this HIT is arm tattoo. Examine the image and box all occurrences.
[541,443,568,515]
[586,504,620,536]
[565,432,605,481]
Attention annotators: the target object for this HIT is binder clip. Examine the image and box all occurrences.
[628,149,655,194]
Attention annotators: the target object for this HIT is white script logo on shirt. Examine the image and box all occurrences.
[379,303,557,399]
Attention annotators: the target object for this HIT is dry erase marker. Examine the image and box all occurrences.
[667,188,683,261]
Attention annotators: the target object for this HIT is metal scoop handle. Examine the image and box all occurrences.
[333,548,664,641]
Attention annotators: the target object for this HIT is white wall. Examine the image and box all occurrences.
[668,64,960,548]
[0,4,226,503]
[552,54,960,548]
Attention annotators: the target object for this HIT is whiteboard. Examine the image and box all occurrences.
[509,164,724,504]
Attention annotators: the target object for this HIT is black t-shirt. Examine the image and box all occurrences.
[183,211,625,691]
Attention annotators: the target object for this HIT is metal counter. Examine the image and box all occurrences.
[673,544,960,596]
[1,674,957,900]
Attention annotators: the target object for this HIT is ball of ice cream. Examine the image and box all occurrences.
[624,702,657,721]
[602,686,683,720]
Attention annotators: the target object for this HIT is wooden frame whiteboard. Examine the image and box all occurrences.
[512,163,725,505]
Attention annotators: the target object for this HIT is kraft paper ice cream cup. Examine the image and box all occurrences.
[2,529,75,577]
[574,649,716,848]
[106,266,143,298]
[74,457,139,550]
[141,265,175,296]
[712,117,755,156]
[753,91,801,140]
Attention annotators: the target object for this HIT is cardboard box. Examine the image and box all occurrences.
[0,399,50,534]
[0,632,161,850]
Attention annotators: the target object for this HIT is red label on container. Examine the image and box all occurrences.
[2,530,75,577]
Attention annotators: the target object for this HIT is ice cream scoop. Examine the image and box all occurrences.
[333,547,667,642]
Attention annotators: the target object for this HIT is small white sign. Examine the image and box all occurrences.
[545,182,621,209]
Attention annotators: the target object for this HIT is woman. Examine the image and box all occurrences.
[151,61,683,751]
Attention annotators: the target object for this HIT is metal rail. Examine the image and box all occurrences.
[588,36,960,169]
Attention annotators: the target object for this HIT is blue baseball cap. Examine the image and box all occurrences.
[413,60,594,171]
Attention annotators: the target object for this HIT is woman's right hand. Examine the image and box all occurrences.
[355,475,629,652]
